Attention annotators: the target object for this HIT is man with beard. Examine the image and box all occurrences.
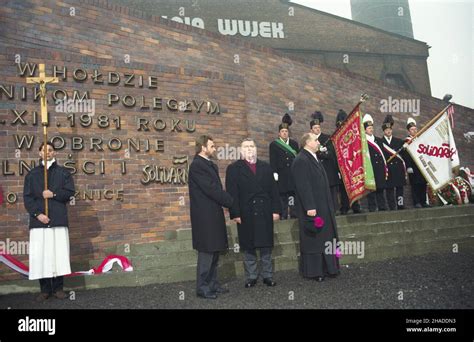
[291,133,340,282]
[188,135,234,299]
[226,138,281,288]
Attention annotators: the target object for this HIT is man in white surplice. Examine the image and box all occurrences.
[23,142,75,301]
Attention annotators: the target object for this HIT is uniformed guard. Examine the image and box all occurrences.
[380,115,406,210]
[402,117,430,208]
[335,110,362,214]
[310,111,339,213]
[269,113,299,219]
[363,113,387,212]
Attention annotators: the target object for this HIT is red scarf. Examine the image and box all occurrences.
[244,160,257,174]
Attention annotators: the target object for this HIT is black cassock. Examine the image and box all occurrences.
[188,155,233,253]
[225,160,281,251]
[291,149,340,278]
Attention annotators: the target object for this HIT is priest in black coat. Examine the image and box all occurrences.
[291,133,340,282]
[225,138,281,288]
[188,135,234,299]
[380,115,407,210]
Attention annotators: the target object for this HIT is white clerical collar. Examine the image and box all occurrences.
[41,158,56,170]
[384,135,392,144]
[304,148,319,161]
[199,154,210,161]
[279,137,289,144]
[366,134,375,143]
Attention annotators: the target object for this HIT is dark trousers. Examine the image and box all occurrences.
[411,183,427,206]
[339,183,361,213]
[39,276,64,295]
[243,247,273,280]
[367,189,387,211]
[280,192,296,219]
[385,186,404,210]
[196,251,220,294]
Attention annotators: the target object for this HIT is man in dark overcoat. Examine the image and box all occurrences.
[291,133,340,282]
[225,138,281,288]
[188,135,234,299]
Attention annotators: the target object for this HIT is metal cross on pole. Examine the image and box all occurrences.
[26,64,59,216]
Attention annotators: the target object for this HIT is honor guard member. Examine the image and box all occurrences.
[380,115,407,210]
[334,110,362,214]
[269,113,299,219]
[363,114,388,212]
[310,111,339,213]
[402,118,430,208]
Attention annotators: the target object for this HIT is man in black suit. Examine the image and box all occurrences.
[269,113,299,219]
[226,138,281,288]
[363,114,388,212]
[291,133,340,282]
[380,115,407,210]
[188,135,234,299]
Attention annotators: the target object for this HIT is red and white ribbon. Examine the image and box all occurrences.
[0,254,133,278]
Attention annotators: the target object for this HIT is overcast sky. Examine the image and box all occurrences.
[291,0,473,109]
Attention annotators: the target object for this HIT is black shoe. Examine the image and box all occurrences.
[421,203,431,208]
[244,279,257,288]
[196,291,217,299]
[397,206,405,210]
[378,208,387,211]
[314,276,324,282]
[214,287,229,294]
[415,203,422,208]
[263,278,277,287]
[352,208,363,214]
[326,273,339,278]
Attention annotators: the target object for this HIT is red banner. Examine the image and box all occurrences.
[331,105,375,205]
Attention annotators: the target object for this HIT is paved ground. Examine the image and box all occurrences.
[0,251,472,309]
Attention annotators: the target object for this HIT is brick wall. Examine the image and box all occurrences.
[0,0,472,281]
[108,0,432,95]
